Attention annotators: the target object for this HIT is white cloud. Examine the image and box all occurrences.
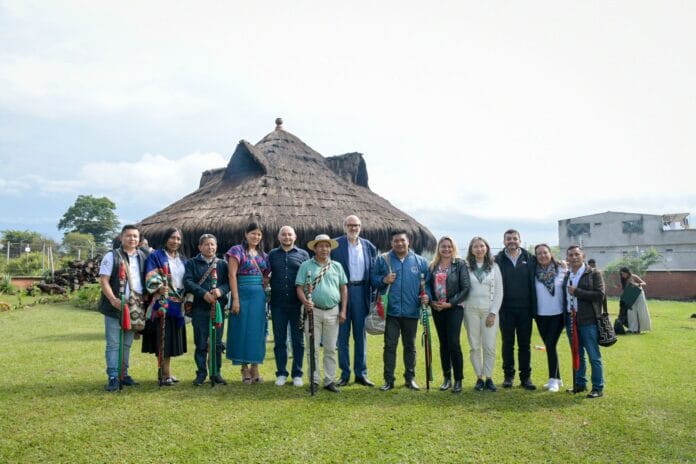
[0,152,227,206]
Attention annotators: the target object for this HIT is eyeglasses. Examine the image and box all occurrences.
[346,224,361,228]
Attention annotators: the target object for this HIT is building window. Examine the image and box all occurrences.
[665,248,673,252]
[594,222,602,226]
[567,223,590,237]
[622,217,644,234]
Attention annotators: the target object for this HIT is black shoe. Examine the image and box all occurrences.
[336,378,350,387]
[521,378,536,390]
[503,377,513,388]
[485,378,497,392]
[587,389,603,399]
[474,378,485,392]
[355,376,375,387]
[380,382,395,391]
[452,380,462,393]
[569,385,588,394]
[122,375,139,386]
[212,375,227,385]
[405,379,420,391]
[439,378,452,391]
[193,375,206,386]
[105,377,119,392]
[323,382,340,393]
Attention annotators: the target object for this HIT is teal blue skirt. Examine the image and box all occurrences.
[226,275,266,364]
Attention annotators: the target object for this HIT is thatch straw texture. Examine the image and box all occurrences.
[137,126,436,256]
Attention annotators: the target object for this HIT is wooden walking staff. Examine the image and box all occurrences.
[419,273,433,391]
[157,264,171,387]
[304,270,317,396]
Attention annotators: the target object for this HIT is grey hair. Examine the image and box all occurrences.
[198,233,217,245]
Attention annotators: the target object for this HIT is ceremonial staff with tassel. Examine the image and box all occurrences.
[184,234,231,387]
[303,270,317,396]
[419,273,433,391]
[98,225,145,392]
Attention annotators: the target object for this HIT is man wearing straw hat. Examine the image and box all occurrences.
[296,234,348,393]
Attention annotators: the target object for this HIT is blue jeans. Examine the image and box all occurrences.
[271,304,304,378]
[338,284,369,381]
[105,315,134,379]
[566,316,604,391]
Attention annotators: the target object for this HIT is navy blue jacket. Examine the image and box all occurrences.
[331,235,378,309]
[183,254,231,313]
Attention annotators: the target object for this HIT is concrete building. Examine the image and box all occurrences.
[558,211,696,299]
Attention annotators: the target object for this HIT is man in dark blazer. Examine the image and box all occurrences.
[331,215,378,387]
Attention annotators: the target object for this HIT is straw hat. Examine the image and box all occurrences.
[307,234,339,251]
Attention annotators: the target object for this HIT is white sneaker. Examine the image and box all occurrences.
[275,376,287,386]
[556,378,563,388]
[548,378,560,392]
[543,378,552,390]
[292,376,304,387]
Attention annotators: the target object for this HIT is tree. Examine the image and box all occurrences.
[1,229,42,245]
[58,195,119,246]
[604,248,662,277]
[61,232,96,258]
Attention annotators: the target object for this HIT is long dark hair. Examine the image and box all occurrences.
[242,222,264,254]
[619,266,632,289]
[162,227,183,254]
[466,236,493,272]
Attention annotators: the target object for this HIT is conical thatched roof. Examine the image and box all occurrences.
[137,121,436,256]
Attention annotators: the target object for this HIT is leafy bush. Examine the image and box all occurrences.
[0,275,17,295]
[73,283,102,311]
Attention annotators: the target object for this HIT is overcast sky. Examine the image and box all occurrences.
[1,1,694,248]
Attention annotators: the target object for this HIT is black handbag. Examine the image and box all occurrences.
[597,296,617,347]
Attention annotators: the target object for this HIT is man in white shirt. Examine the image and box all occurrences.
[331,215,378,387]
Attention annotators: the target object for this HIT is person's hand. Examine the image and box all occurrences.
[384,272,397,284]
[339,310,347,324]
[568,285,576,296]
[430,301,441,311]
[110,296,121,310]
[304,300,314,313]
[420,294,430,305]
[204,292,215,304]
[231,299,240,314]
[485,313,496,328]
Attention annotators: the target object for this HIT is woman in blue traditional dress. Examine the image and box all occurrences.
[142,227,188,386]
[226,222,270,383]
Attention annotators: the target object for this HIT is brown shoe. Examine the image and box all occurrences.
[241,365,252,384]
[250,364,264,384]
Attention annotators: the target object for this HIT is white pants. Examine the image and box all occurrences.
[305,306,339,386]
[464,306,499,378]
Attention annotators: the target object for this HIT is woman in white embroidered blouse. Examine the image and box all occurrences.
[463,237,503,392]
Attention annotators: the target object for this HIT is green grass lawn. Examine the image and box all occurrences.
[0,298,694,463]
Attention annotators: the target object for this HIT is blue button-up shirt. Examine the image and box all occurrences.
[268,245,310,309]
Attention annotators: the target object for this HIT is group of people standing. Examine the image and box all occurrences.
[99,220,610,399]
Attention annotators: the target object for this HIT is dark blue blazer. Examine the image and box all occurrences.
[331,235,378,308]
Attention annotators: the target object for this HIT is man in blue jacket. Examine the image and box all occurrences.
[371,230,431,391]
[331,215,378,387]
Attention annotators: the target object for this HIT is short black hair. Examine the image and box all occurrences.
[390,230,409,239]
[121,224,138,234]
[503,229,520,238]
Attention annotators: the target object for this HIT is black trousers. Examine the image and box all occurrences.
[383,316,419,383]
[535,314,564,379]
[499,307,533,380]
[432,306,464,381]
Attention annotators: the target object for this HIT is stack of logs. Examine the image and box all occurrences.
[45,256,103,293]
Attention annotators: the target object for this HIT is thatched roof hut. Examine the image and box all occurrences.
[137,120,436,256]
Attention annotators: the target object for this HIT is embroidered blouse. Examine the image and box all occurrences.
[226,244,270,277]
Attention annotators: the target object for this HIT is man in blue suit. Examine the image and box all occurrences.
[332,215,378,387]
